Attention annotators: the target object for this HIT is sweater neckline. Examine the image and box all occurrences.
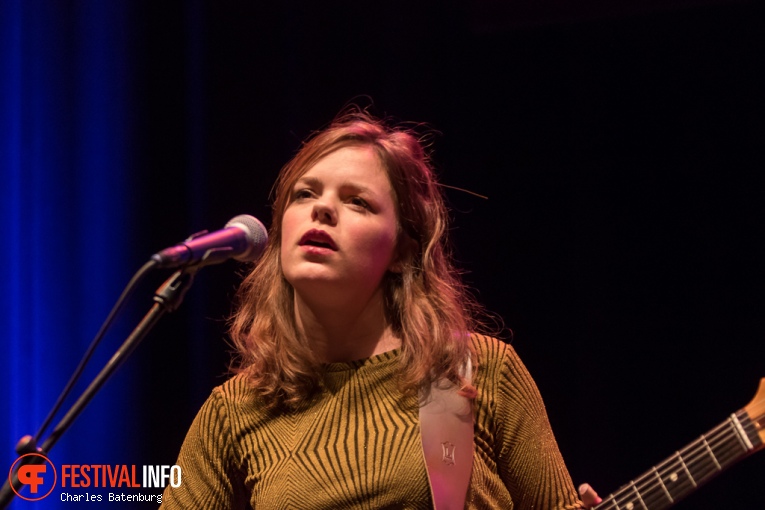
[322,348,401,373]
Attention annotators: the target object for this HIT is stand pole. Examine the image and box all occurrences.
[0,269,196,508]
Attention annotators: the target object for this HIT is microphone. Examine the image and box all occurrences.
[151,214,268,269]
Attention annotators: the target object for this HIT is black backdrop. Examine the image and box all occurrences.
[125,2,764,507]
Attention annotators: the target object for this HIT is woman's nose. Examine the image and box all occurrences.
[311,200,337,225]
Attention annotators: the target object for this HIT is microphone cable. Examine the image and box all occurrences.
[33,258,159,444]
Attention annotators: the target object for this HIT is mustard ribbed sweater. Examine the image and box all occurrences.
[161,335,583,509]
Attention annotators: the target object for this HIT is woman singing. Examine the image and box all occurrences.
[161,110,589,509]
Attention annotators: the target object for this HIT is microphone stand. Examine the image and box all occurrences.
[0,266,199,508]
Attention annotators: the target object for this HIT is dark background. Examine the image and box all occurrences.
[30,1,765,507]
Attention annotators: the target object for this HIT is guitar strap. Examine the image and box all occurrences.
[419,357,474,510]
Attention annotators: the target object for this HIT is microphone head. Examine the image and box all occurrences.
[225,214,268,262]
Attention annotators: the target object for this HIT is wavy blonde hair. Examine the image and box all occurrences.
[229,110,484,410]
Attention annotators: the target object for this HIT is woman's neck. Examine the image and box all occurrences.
[293,288,401,363]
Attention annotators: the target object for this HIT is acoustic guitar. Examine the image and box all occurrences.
[593,378,765,509]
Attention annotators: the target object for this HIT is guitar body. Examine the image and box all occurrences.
[593,378,765,510]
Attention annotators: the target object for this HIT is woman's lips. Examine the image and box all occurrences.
[298,229,338,251]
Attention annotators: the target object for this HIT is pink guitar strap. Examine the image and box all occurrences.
[419,357,474,510]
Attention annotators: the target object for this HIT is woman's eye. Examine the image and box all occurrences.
[348,197,370,210]
[293,189,314,200]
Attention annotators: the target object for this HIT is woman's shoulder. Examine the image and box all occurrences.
[469,333,519,365]
[469,333,531,385]
[208,373,263,410]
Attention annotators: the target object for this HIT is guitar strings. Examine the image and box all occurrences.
[614,420,746,508]
[604,416,743,509]
[595,410,756,509]
[598,409,761,509]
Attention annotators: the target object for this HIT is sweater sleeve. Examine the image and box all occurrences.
[161,387,250,509]
[491,339,584,510]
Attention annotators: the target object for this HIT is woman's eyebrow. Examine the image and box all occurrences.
[339,182,375,195]
[295,176,321,187]
[295,176,383,201]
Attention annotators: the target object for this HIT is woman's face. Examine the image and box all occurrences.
[280,145,400,302]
